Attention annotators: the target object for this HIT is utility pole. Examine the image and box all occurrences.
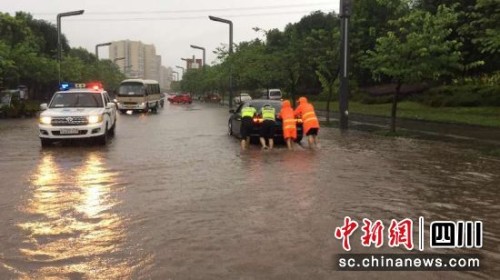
[209,16,233,108]
[190,45,206,70]
[95,42,112,60]
[57,10,84,85]
[339,0,352,130]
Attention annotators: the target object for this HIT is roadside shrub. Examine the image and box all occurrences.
[418,85,500,107]
[354,91,393,104]
[23,100,40,117]
[297,92,336,102]
[0,100,40,118]
[5,106,19,118]
[0,105,8,118]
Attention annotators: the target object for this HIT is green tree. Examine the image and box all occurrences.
[414,0,498,76]
[230,39,284,93]
[96,59,126,93]
[362,5,463,132]
[471,0,500,73]
[289,11,338,97]
[15,12,69,58]
[351,0,409,86]
[0,41,15,88]
[266,27,301,105]
[304,26,341,122]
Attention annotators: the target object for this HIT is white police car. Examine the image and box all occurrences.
[38,82,117,147]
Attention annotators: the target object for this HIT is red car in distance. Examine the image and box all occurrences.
[168,93,192,104]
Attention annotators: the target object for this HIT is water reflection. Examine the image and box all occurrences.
[237,150,319,235]
[17,151,132,279]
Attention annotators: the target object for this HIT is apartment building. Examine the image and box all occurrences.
[109,40,161,81]
[159,66,173,90]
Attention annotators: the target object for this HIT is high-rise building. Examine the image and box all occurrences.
[160,66,173,90]
[143,44,157,80]
[154,55,162,82]
[109,40,161,80]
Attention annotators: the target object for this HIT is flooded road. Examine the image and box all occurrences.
[0,103,499,279]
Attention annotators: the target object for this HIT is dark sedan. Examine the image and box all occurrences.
[228,100,303,143]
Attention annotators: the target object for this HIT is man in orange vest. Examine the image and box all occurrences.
[294,96,320,148]
[278,100,297,150]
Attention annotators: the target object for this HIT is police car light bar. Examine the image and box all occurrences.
[86,82,103,91]
[59,82,74,91]
[59,82,103,91]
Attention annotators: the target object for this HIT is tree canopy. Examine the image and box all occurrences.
[180,1,497,98]
[0,12,124,100]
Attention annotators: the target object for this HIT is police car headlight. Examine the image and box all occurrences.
[88,114,103,124]
[39,116,51,125]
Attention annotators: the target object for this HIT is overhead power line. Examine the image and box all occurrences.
[43,9,336,22]
[32,2,334,16]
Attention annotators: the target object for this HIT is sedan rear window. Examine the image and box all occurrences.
[240,101,281,113]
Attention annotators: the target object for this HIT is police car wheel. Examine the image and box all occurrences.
[109,120,116,135]
[97,125,108,145]
[228,121,233,136]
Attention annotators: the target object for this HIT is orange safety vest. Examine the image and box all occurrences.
[279,101,297,139]
[295,102,319,134]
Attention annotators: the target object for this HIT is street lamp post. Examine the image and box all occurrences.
[180,57,190,69]
[95,42,112,60]
[175,65,185,76]
[190,45,206,70]
[57,10,84,84]
[209,15,233,108]
[95,42,112,80]
[339,0,352,130]
[113,57,125,74]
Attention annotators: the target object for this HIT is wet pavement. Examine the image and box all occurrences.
[0,102,499,279]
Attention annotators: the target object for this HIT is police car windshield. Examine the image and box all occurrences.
[269,91,281,96]
[118,82,144,96]
[50,92,104,108]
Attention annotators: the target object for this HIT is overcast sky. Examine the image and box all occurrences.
[1,0,339,72]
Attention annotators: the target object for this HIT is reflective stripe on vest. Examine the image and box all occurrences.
[304,117,318,124]
[303,111,316,118]
[241,107,256,118]
[283,119,296,124]
[262,107,276,120]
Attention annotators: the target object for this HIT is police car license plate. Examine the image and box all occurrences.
[60,128,79,135]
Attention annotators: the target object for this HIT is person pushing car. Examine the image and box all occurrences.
[294,96,320,148]
[259,104,276,150]
[278,100,297,150]
[240,104,257,150]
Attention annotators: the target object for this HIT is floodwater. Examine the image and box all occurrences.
[0,103,499,279]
